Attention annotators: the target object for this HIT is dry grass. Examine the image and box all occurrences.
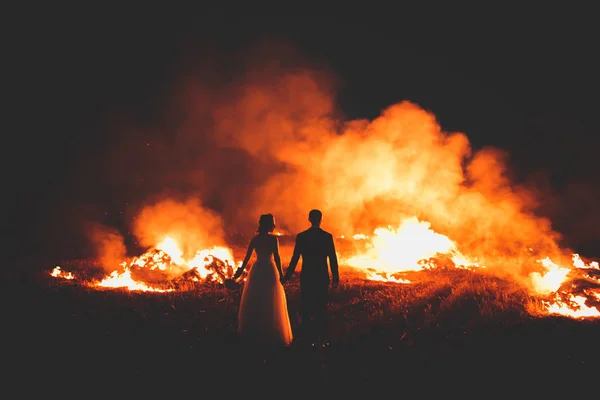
[4,258,600,394]
[32,260,588,343]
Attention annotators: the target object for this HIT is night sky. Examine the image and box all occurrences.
[6,7,600,264]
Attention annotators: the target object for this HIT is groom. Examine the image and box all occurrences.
[282,209,339,341]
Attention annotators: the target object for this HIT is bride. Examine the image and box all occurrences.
[232,213,293,348]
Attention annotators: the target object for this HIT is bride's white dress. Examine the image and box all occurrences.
[237,235,293,347]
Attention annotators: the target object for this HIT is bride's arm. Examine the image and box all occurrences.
[273,236,284,280]
[234,237,255,279]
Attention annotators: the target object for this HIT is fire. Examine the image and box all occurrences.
[538,254,600,319]
[156,236,183,265]
[50,221,600,319]
[341,219,600,319]
[51,236,239,292]
[45,72,600,321]
[344,217,481,274]
[96,268,173,292]
[125,236,237,279]
[50,266,74,280]
[573,254,599,269]
[545,295,600,319]
[529,257,571,295]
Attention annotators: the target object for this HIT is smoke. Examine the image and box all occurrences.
[131,197,226,259]
[84,222,127,271]
[80,38,574,282]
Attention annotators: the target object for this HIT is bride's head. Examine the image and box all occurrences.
[257,213,276,234]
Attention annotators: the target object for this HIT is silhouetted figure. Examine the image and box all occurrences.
[282,209,339,343]
[233,214,293,351]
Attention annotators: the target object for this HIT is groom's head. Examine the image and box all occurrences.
[308,209,322,227]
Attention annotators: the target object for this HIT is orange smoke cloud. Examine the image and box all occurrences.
[207,69,565,280]
[207,50,567,283]
[210,62,340,233]
[131,197,226,259]
[80,38,574,286]
[84,222,127,271]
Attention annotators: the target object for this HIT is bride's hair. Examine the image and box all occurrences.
[257,213,276,234]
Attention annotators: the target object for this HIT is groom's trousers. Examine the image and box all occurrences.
[300,279,329,337]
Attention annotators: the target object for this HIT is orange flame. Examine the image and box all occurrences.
[529,257,571,295]
[537,254,600,318]
[52,235,239,292]
[50,223,600,318]
[340,217,600,319]
[50,266,74,280]
[96,268,173,292]
[344,217,481,274]
[545,294,600,319]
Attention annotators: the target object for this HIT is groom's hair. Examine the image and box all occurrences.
[308,209,322,224]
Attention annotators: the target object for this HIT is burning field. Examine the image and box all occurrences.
[46,94,600,321]
[15,48,600,391]
[27,242,600,391]
[49,218,600,320]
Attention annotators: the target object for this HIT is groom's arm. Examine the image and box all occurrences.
[284,234,302,280]
[328,233,339,285]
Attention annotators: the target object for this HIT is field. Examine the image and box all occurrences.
[4,242,600,395]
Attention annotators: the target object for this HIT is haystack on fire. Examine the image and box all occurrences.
[49,59,600,320]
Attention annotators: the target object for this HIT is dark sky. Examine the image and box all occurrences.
[6,7,600,263]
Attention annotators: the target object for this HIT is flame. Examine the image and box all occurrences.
[52,236,239,292]
[573,254,599,269]
[122,236,237,276]
[545,294,600,319]
[529,257,571,295]
[344,217,481,273]
[96,268,173,292]
[156,236,184,265]
[50,222,600,319]
[50,221,600,319]
[364,271,411,284]
[537,254,600,319]
[50,266,74,280]
[339,217,600,319]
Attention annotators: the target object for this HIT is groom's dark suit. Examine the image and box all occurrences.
[284,226,339,336]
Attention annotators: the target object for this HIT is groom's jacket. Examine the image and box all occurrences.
[289,227,339,284]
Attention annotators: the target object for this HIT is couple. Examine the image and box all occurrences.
[232,209,339,348]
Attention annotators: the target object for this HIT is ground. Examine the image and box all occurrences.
[3,247,600,395]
